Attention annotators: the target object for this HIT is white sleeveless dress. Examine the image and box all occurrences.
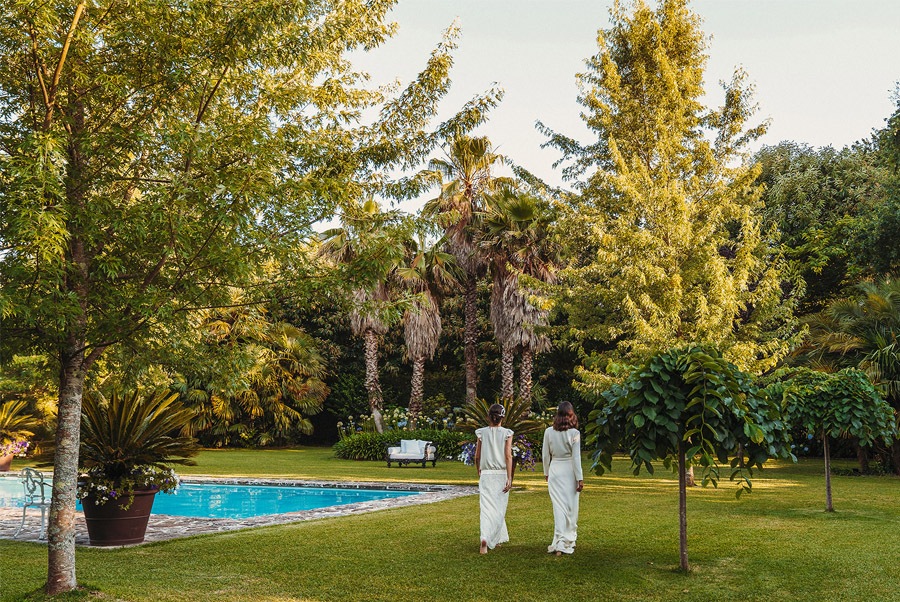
[542,426,583,554]
[476,426,513,549]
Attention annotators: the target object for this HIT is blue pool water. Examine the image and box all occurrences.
[0,478,415,519]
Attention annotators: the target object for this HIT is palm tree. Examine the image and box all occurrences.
[797,276,900,472]
[173,304,329,446]
[424,134,507,404]
[319,199,406,433]
[395,235,462,428]
[479,188,558,402]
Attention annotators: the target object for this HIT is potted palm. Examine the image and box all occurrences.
[77,389,198,546]
[0,400,38,472]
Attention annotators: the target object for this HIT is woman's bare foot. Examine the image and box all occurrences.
[555,551,562,557]
[480,540,488,555]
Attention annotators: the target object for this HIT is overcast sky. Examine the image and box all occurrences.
[352,0,900,207]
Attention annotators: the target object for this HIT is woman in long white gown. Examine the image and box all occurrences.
[474,403,514,555]
[542,401,584,555]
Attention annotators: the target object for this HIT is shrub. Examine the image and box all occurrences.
[333,429,471,461]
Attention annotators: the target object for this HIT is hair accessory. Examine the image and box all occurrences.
[498,407,506,418]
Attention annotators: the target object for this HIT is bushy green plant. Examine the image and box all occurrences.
[0,399,38,448]
[78,390,199,507]
[456,397,550,436]
[333,429,471,461]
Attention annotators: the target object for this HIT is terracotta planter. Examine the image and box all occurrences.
[81,488,158,546]
[0,453,12,472]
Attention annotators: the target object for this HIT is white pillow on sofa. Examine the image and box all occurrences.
[400,439,418,454]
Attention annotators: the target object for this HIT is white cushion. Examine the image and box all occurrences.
[400,439,419,454]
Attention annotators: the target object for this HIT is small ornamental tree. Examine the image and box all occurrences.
[588,346,792,571]
[781,367,896,512]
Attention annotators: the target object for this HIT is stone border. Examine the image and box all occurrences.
[0,475,476,547]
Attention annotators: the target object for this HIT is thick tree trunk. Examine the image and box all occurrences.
[363,329,385,433]
[823,435,834,512]
[500,344,514,401]
[46,344,86,594]
[464,276,478,405]
[519,348,533,403]
[409,356,425,429]
[677,442,689,572]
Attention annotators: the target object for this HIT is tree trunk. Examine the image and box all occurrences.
[855,441,870,474]
[519,348,533,403]
[363,329,385,433]
[823,435,834,512]
[685,465,696,487]
[891,441,900,476]
[677,441,689,572]
[500,344,514,401]
[464,275,478,405]
[409,356,425,429]
[46,344,86,594]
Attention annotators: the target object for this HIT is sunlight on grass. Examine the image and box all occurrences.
[3,447,899,601]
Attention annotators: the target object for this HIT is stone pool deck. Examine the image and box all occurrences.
[0,476,477,547]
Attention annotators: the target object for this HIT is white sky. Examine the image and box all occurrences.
[352,0,900,210]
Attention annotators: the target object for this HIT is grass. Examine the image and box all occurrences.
[2,447,900,601]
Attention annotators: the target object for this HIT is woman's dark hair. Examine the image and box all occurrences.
[553,401,578,431]
[488,403,505,426]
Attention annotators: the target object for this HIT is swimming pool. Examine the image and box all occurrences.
[0,477,417,519]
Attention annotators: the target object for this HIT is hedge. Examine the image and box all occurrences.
[333,429,473,461]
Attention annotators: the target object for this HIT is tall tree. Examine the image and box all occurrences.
[479,188,557,402]
[396,234,461,428]
[540,0,798,394]
[319,200,409,433]
[0,4,496,592]
[754,141,889,314]
[424,134,506,404]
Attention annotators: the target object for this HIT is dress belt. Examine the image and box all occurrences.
[481,469,508,475]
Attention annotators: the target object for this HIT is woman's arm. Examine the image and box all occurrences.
[573,430,584,491]
[542,428,551,482]
[474,439,482,477]
[503,435,513,492]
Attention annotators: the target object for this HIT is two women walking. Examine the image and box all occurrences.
[475,401,584,556]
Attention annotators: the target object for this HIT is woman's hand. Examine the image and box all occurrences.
[502,479,512,493]
[576,480,584,493]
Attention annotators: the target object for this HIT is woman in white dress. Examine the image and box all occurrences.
[474,403,514,555]
[542,401,584,555]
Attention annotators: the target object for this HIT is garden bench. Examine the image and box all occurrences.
[385,439,437,468]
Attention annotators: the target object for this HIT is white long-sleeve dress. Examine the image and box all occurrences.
[542,426,583,554]
[476,426,513,549]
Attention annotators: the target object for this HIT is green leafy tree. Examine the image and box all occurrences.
[754,141,890,314]
[0,3,496,592]
[781,368,896,511]
[541,0,798,394]
[796,277,900,471]
[171,302,328,447]
[589,346,792,571]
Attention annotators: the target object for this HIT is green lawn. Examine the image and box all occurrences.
[3,448,899,601]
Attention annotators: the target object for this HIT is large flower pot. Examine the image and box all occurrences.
[82,488,158,546]
[0,453,12,472]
